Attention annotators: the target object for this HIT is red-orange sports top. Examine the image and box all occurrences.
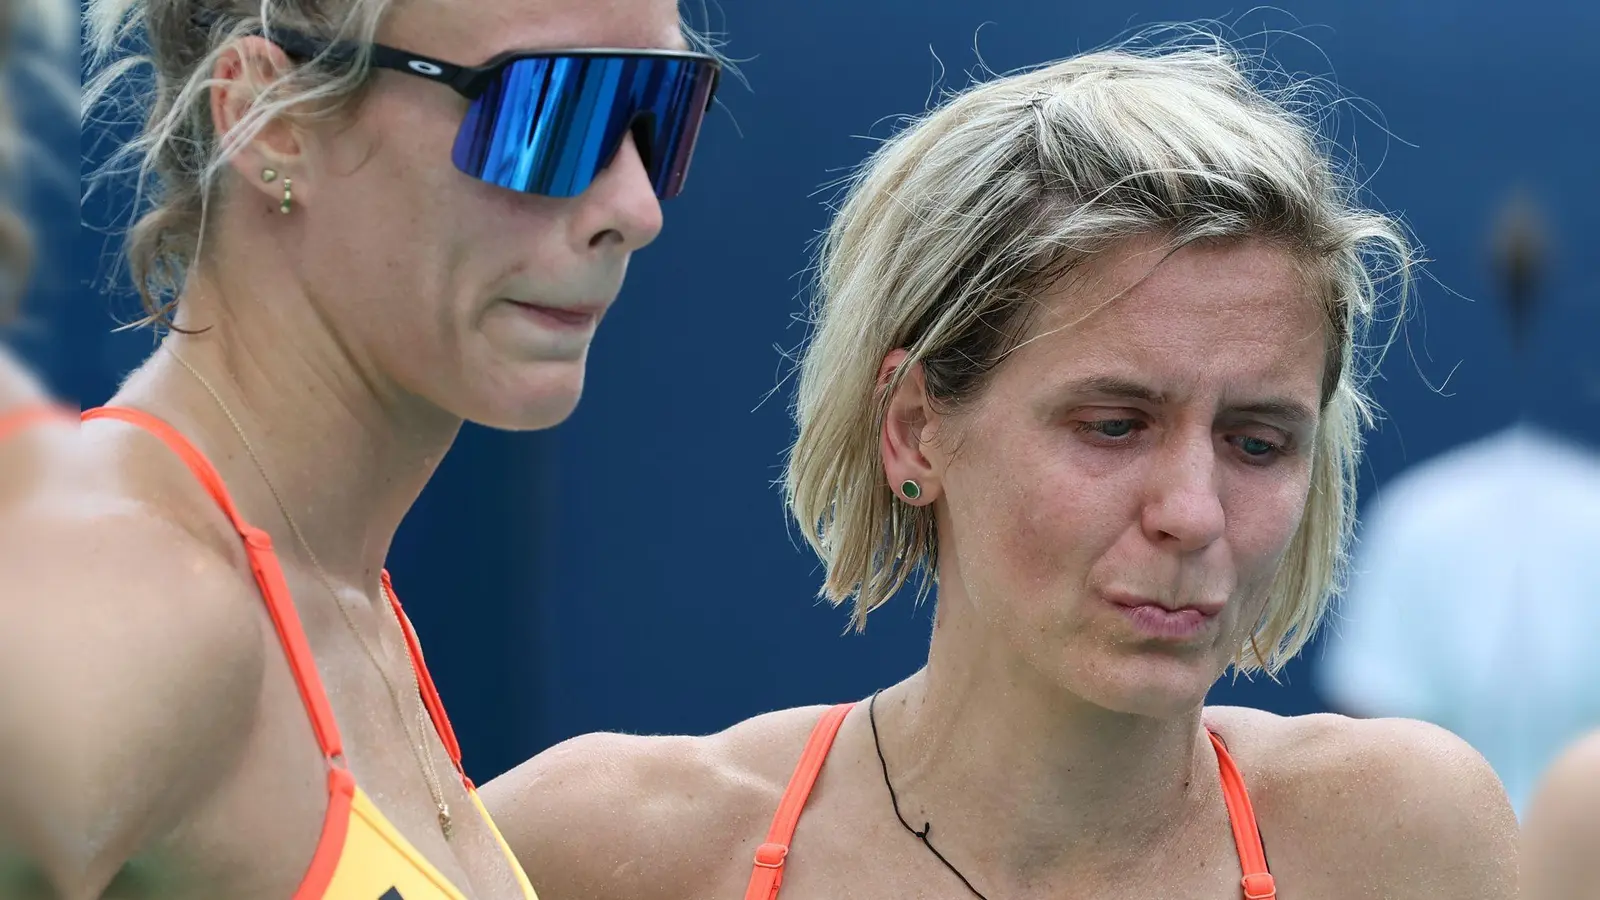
[743,704,1277,900]
[81,406,539,900]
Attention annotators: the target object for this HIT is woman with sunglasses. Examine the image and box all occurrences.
[39,0,718,897]
[484,34,1518,900]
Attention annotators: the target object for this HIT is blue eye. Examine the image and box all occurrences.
[1075,419,1140,439]
[1241,437,1273,455]
[1232,435,1285,461]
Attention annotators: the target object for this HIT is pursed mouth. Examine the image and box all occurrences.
[1102,592,1225,618]
[503,299,603,328]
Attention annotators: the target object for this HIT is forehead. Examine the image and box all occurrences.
[1003,237,1326,398]
[386,0,687,62]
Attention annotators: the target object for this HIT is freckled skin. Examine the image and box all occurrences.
[488,238,1519,900]
[287,0,685,430]
[927,237,1323,719]
[21,1,692,898]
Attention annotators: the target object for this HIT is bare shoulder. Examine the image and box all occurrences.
[1522,730,1600,899]
[1206,706,1517,898]
[0,485,267,894]
[483,704,838,900]
[0,389,75,506]
[1526,729,1600,819]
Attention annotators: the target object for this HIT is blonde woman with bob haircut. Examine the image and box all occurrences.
[485,32,1518,900]
[19,0,721,896]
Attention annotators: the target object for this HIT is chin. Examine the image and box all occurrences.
[457,360,587,432]
[495,387,584,431]
[1058,649,1222,719]
[491,395,583,431]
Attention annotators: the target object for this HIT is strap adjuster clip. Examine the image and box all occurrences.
[753,842,789,869]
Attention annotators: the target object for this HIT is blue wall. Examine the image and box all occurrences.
[67,1,1600,782]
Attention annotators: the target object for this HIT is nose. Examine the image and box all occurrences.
[570,133,665,255]
[1139,432,1226,554]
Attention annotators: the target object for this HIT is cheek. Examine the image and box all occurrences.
[1232,462,1311,556]
[317,83,585,287]
[295,129,466,367]
[942,426,1120,610]
[319,87,484,240]
[316,116,442,249]
[1221,462,1315,608]
[315,103,512,290]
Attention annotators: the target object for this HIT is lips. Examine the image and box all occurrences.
[504,299,604,328]
[1101,591,1223,642]
[1101,591,1225,618]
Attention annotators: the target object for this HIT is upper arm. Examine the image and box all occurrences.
[483,732,757,900]
[480,733,636,900]
[1521,731,1600,900]
[1328,718,1518,899]
[0,506,267,897]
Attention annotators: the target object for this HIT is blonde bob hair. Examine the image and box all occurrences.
[784,33,1414,676]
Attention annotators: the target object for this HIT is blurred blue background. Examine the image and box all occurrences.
[58,1,1600,784]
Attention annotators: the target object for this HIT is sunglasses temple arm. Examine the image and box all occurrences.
[364,43,484,97]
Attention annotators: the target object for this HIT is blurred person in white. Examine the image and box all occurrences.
[1316,191,1600,817]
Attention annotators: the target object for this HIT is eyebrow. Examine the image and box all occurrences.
[1060,376,1319,428]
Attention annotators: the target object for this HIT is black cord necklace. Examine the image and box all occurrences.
[868,690,992,900]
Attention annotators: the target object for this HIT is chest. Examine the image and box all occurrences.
[692,800,1276,900]
[143,594,528,900]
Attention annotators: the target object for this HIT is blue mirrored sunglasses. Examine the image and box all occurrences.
[203,14,721,200]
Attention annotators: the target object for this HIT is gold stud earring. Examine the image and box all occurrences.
[279,177,293,215]
[261,167,278,182]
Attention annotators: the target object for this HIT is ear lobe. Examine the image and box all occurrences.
[879,350,941,505]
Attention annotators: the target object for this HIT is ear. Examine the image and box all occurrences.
[878,349,947,505]
[209,35,313,209]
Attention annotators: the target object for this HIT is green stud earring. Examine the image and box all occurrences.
[900,479,922,501]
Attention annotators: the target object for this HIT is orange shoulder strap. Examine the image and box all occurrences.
[1207,729,1276,900]
[81,406,346,762]
[739,710,1268,900]
[0,403,74,441]
[382,571,469,787]
[743,703,854,900]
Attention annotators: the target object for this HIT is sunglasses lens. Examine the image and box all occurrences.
[451,53,719,199]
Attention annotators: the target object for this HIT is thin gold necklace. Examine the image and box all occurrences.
[171,349,453,838]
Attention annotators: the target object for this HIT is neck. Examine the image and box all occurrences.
[873,595,1215,886]
[111,246,461,597]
